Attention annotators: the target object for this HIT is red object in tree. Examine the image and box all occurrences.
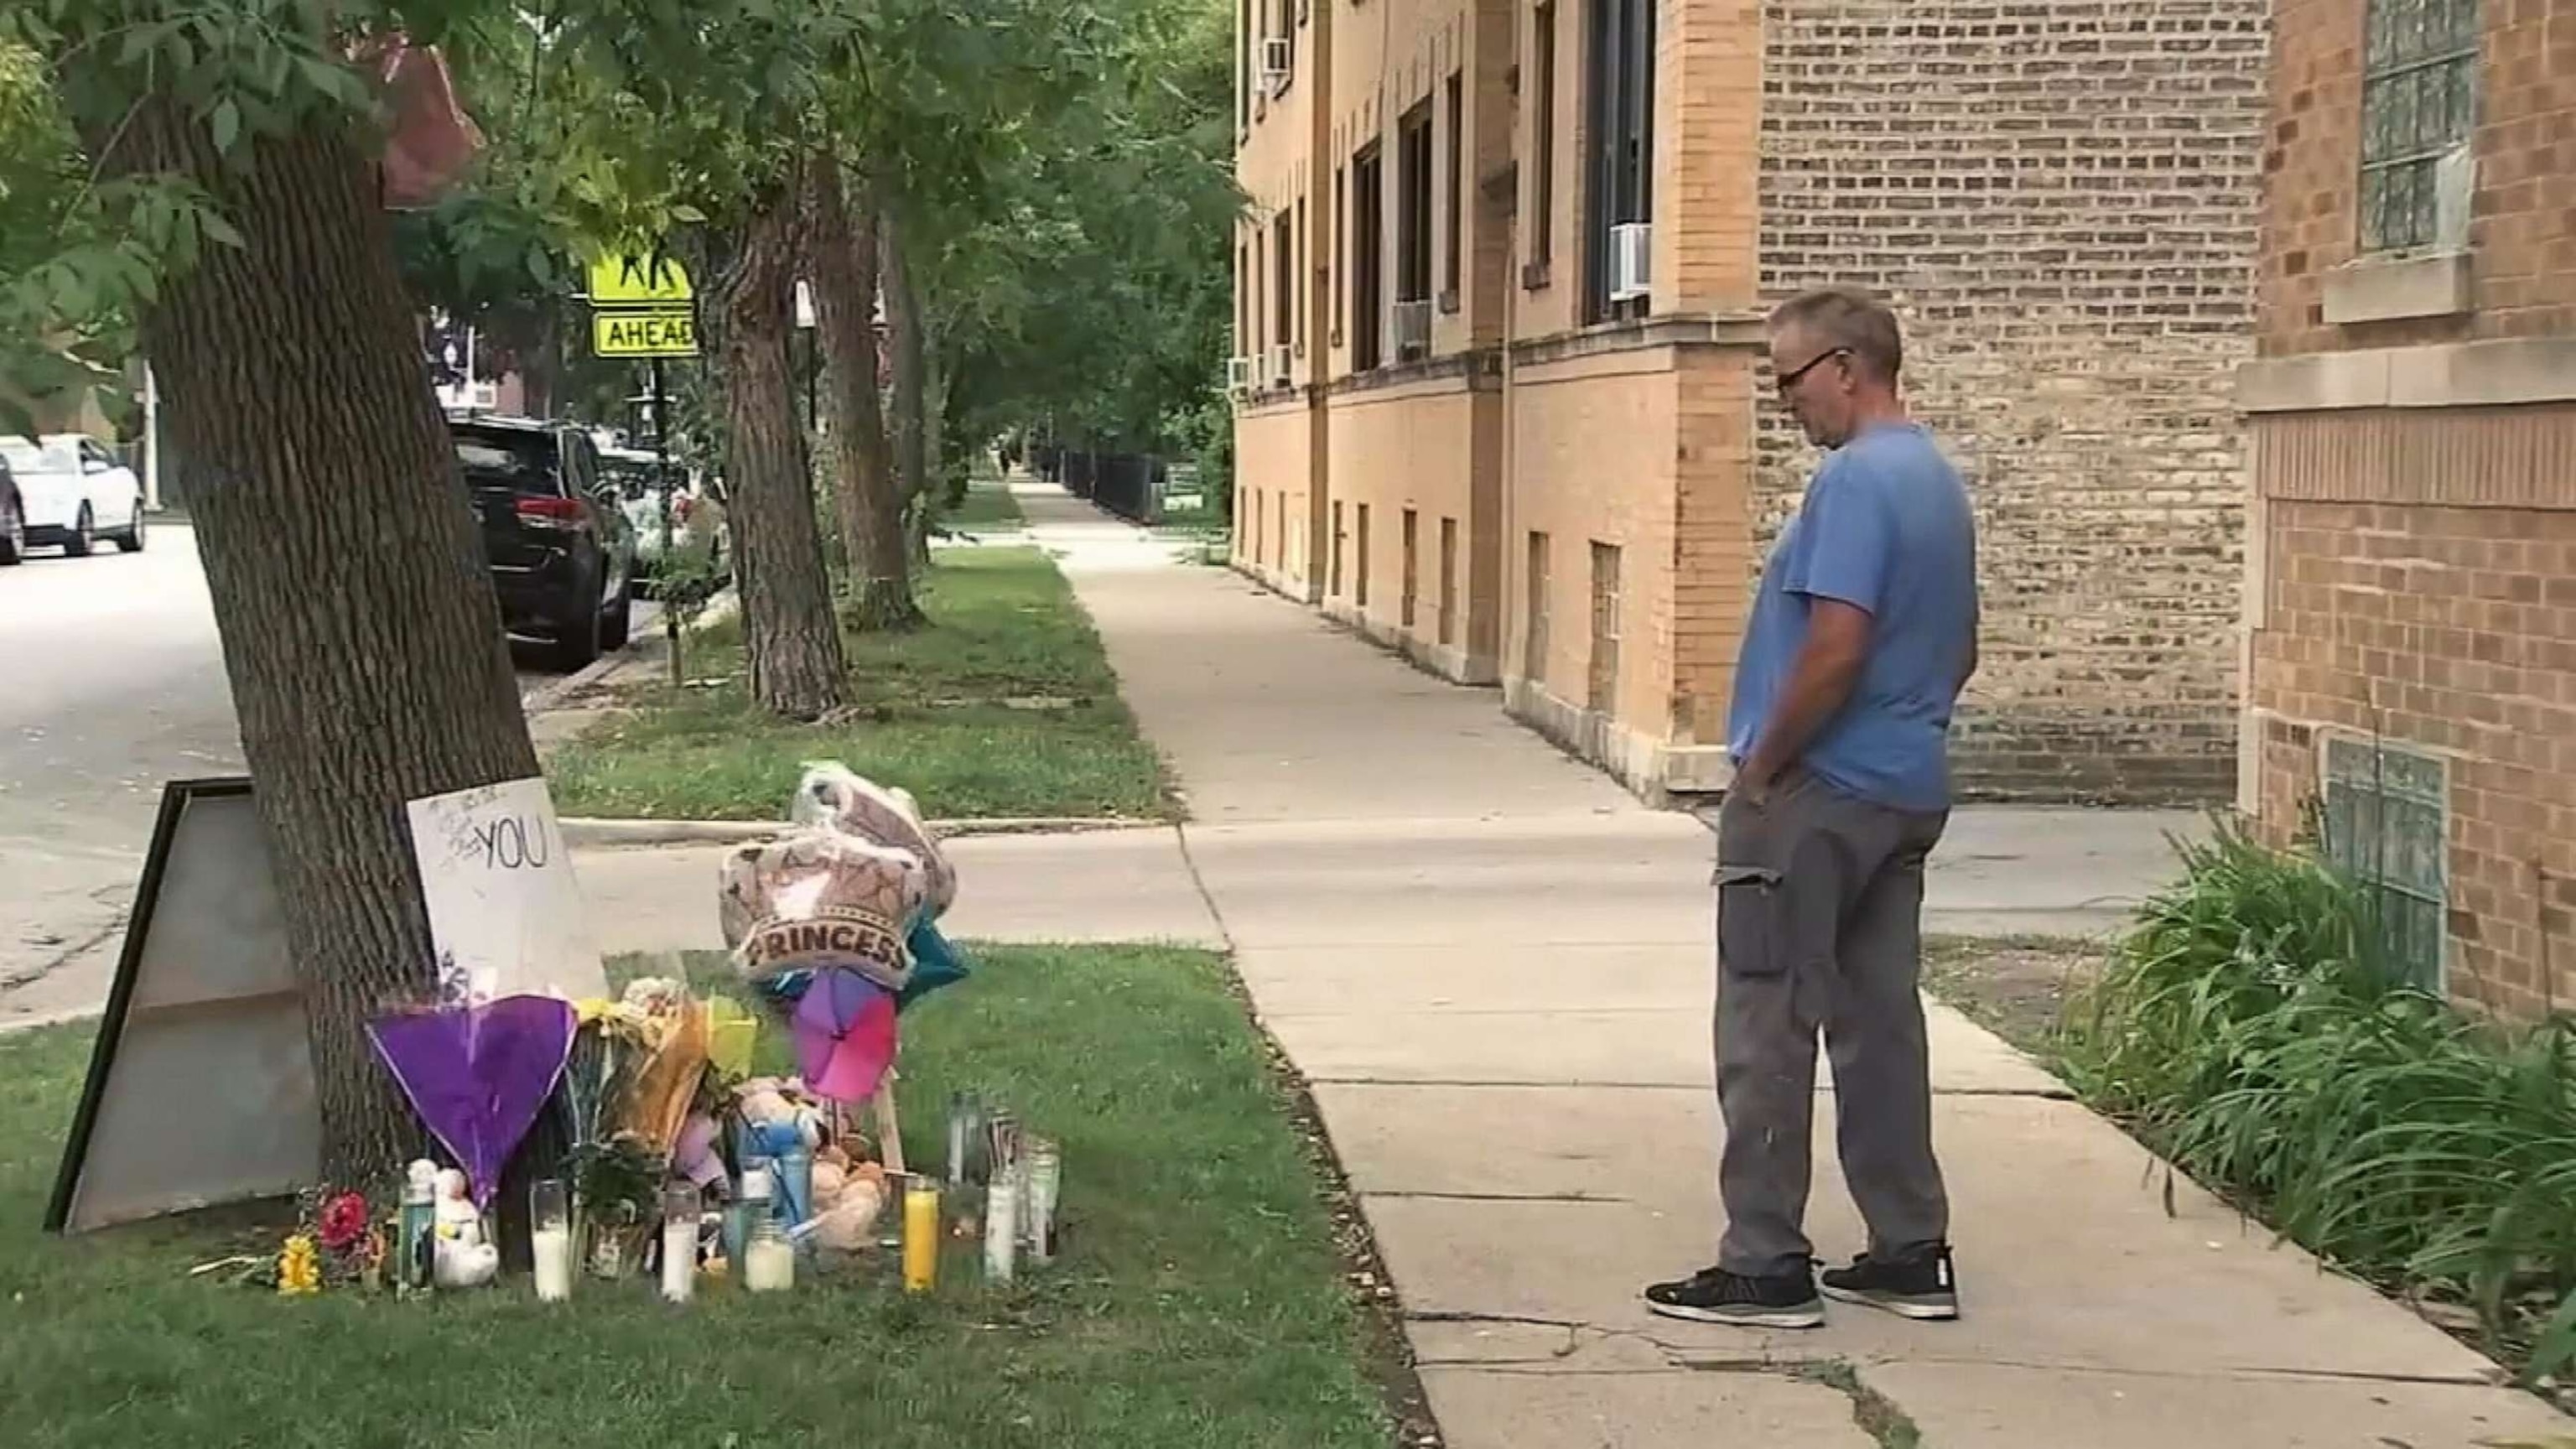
[354,34,484,209]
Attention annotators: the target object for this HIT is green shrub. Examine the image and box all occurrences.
[2063,816,2576,1386]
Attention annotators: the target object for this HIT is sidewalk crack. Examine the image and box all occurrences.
[1171,823,1238,953]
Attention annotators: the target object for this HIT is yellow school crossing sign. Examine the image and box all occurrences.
[587,247,699,358]
[587,252,694,306]
[592,309,699,357]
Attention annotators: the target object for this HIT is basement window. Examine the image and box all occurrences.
[2322,736,2449,992]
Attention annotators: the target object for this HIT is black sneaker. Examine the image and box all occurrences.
[1818,1246,1960,1321]
[1643,1265,1826,1329]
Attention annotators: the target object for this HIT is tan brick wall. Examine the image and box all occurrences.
[2249,481,2576,1020]
[2259,0,2576,356]
[1233,401,1317,589]
[1757,0,2270,802]
[1323,375,1503,677]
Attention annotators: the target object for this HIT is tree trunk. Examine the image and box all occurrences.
[884,195,931,520]
[806,164,917,630]
[102,103,540,1187]
[716,179,849,717]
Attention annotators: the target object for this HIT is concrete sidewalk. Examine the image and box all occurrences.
[993,481,2565,1449]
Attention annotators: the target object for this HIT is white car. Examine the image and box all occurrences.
[0,434,147,563]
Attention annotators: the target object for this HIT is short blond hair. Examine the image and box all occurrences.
[1768,287,1903,385]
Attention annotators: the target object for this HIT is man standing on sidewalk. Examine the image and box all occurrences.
[1645,287,1979,1330]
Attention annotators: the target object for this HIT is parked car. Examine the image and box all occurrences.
[449,414,636,669]
[0,434,146,560]
[598,445,724,594]
[0,448,20,565]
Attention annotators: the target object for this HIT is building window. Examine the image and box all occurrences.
[2360,0,2480,253]
[1397,101,1435,309]
[1277,493,1288,569]
[1250,488,1264,561]
[2322,736,2449,992]
[1239,0,1251,129]
[1587,542,1623,714]
[1272,210,1293,370]
[1582,0,1654,323]
[1332,500,1347,595]
[1525,531,1551,683]
[1442,71,1464,307]
[1332,166,1347,346]
[1251,230,1265,356]
[1401,508,1420,628]
[1293,197,1307,354]
[1235,241,1249,356]
[1356,503,1373,609]
[1528,2,1557,282]
[1352,143,1386,370]
[1438,517,1458,647]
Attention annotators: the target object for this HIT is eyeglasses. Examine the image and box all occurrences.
[1774,347,1851,396]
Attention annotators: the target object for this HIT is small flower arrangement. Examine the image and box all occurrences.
[218,1187,387,1296]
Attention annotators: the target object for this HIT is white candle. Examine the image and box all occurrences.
[744,1235,796,1292]
[531,1226,574,1302]
[661,1221,696,1303]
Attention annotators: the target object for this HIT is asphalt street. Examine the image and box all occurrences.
[0,519,652,1026]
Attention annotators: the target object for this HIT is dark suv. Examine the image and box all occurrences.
[450,415,636,669]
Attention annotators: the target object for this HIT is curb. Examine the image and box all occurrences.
[522,587,740,716]
[1,1005,101,1036]
[559,815,1167,849]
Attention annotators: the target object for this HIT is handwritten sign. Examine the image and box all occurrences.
[405,777,609,1005]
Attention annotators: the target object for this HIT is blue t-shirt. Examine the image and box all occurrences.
[1726,421,1978,813]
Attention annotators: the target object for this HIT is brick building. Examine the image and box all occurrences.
[1232,1,2272,802]
[2240,0,2576,1016]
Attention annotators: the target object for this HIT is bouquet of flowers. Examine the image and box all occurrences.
[211,1187,387,1296]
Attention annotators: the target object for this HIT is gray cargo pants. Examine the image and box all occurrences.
[1712,766,1950,1278]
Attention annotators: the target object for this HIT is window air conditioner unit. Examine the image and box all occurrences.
[1269,343,1294,387]
[1392,299,1433,356]
[1261,38,1291,94]
[1227,354,1254,394]
[1609,221,1652,303]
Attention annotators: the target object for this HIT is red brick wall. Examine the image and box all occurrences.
[2251,492,2576,1019]
[2258,0,2576,356]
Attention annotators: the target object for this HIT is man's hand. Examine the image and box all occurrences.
[1742,597,1875,794]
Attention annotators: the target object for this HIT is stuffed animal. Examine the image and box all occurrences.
[430,1167,500,1289]
[808,1159,888,1251]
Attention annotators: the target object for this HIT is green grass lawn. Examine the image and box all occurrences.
[0,945,1398,1449]
[943,480,1026,531]
[548,547,1170,821]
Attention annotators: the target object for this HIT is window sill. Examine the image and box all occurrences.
[2323,250,2472,326]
